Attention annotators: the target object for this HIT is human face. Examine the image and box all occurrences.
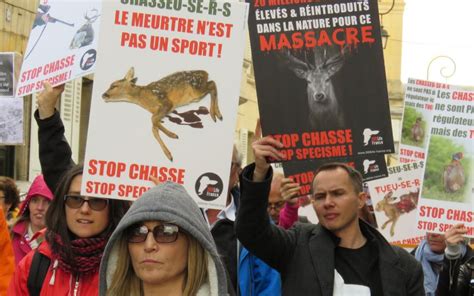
[268,181,284,224]
[128,221,189,287]
[29,195,51,231]
[426,233,446,254]
[65,175,109,238]
[0,190,12,216]
[311,168,365,237]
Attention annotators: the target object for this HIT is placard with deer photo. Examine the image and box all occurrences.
[247,0,394,164]
[366,161,425,245]
[81,0,248,209]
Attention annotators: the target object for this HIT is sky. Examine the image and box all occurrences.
[401,0,474,87]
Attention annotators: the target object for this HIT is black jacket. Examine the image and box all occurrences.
[235,164,425,296]
[437,245,473,296]
[456,256,473,296]
[35,110,74,192]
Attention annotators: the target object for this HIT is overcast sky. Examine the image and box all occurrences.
[401,0,474,87]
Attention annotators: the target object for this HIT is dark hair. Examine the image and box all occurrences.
[312,162,363,194]
[0,176,20,214]
[45,164,130,267]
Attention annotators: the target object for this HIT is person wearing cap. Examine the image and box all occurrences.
[11,174,54,264]
[99,181,230,296]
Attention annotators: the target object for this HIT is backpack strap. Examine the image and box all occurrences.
[27,249,51,296]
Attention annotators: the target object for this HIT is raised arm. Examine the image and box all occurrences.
[34,82,74,192]
[235,136,297,271]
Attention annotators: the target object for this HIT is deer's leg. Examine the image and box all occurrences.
[152,126,173,161]
[152,104,178,139]
[206,80,222,122]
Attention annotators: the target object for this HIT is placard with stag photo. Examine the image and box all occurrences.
[248,0,394,162]
[81,0,248,209]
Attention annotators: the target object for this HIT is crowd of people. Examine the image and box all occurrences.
[0,82,472,296]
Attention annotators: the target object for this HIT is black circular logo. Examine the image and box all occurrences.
[195,173,223,201]
[80,49,97,70]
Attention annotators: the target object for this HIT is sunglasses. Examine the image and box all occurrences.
[126,223,179,244]
[64,195,108,211]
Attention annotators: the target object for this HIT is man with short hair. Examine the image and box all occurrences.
[235,136,424,295]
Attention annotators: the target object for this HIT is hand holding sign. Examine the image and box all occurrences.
[37,81,65,119]
[252,136,284,182]
[445,223,468,247]
[280,177,301,205]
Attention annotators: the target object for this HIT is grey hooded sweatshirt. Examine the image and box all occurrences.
[99,181,229,295]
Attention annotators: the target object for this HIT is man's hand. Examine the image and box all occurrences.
[37,81,65,119]
[281,178,301,205]
[445,223,468,246]
[251,136,284,182]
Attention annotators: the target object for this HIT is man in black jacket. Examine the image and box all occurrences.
[235,136,424,295]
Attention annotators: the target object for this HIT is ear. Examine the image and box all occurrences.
[357,192,367,209]
[131,77,138,84]
[125,67,135,81]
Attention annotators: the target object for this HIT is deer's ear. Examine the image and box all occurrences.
[125,67,135,81]
[293,68,307,80]
[131,77,138,84]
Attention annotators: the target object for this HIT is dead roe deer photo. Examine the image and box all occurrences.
[102,67,223,161]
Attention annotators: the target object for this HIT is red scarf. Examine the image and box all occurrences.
[52,234,108,276]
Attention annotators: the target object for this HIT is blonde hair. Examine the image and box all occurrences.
[107,230,208,296]
[107,238,142,296]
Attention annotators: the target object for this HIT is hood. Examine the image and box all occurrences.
[19,175,54,217]
[99,181,228,296]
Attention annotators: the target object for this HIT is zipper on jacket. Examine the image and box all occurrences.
[49,259,59,285]
[73,275,80,296]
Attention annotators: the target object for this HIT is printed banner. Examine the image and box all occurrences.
[417,84,473,237]
[248,0,394,162]
[16,0,101,97]
[0,98,24,145]
[399,78,443,163]
[82,0,248,208]
[0,53,15,97]
[366,161,424,245]
[282,155,388,197]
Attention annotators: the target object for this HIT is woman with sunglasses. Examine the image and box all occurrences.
[99,182,229,296]
[8,83,129,295]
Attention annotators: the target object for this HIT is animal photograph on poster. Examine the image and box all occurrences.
[401,106,427,148]
[376,190,419,236]
[102,67,222,161]
[422,136,471,203]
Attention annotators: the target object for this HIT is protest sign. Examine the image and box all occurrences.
[417,84,473,237]
[16,0,101,97]
[0,98,23,145]
[248,0,394,162]
[399,78,442,163]
[366,161,424,245]
[282,155,388,197]
[0,53,15,97]
[81,0,248,208]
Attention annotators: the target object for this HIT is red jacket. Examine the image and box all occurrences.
[8,241,99,296]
